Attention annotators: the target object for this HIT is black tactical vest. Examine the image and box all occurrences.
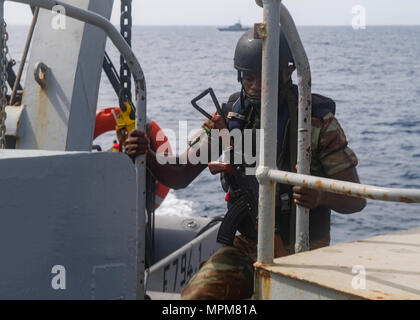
[220,85,336,247]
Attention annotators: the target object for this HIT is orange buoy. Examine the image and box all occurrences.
[147,121,173,209]
[93,107,120,140]
[94,107,172,209]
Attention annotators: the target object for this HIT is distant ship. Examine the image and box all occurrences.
[218,21,249,32]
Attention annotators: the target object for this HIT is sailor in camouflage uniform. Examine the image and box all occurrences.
[125,29,366,300]
[180,29,366,300]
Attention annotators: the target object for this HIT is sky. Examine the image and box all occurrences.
[3,0,420,26]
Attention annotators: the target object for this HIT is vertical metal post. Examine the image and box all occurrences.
[278,4,312,253]
[9,6,39,105]
[257,0,281,264]
[135,87,147,300]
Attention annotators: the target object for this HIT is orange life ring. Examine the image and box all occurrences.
[94,107,172,209]
[94,107,120,140]
[147,120,173,209]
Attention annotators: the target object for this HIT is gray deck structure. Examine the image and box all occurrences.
[255,227,420,300]
[0,150,137,299]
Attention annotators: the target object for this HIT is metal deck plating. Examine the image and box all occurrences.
[255,227,420,300]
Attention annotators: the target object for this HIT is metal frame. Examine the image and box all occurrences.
[9,6,38,105]
[256,0,313,262]
[255,0,420,266]
[267,170,420,203]
[278,2,312,254]
[0,0,147,299]
[255,0,281,264]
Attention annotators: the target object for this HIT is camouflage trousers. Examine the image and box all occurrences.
[180,233,330,300]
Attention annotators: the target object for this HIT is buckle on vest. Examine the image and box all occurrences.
[279,193,291,213]
[228,112,246,120]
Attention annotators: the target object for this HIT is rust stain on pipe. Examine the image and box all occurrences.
[399,196,416,203]
[254,265,271,300]
[254,23,266,39]
[315,179,323,188]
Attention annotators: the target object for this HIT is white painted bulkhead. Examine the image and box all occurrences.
[16,0,114,151]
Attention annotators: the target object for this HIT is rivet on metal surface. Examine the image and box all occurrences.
[34,62,48,88]
[254,23,266,39]
[183,219,199,230]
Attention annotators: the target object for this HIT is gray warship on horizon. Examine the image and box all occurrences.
[218,21,249,32]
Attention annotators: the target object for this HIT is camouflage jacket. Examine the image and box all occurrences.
[222,86,358,245]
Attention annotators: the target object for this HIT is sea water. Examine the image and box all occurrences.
[6,25,420,245]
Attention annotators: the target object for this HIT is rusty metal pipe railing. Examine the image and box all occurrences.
[279,2,312,254]
[255,0,420,263]
[266,170,420,203]
[2,0,147,299]
[256,0,313,264]
[256,0,281,264]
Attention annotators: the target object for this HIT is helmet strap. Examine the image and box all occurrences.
[241,86,261,107]
[237,70,242,83]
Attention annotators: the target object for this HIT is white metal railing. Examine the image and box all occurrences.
[255,0,420,265]
[278,1,312,254]
[256,0,314,263]
[255,0,281,265]
[265,170,420,203]
[0,0,147,299]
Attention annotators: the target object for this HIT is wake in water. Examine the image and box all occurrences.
[156,191,198,217]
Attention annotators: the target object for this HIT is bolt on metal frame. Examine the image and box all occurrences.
[0,0,147,299]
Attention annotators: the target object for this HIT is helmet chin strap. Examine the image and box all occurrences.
[238,70,293,108]
[238,71,261,107]
[239,75,293,112]
[244,90,261,106]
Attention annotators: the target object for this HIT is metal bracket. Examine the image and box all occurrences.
[5,105,24,137]
[34,62,48,88]
[254,23,266,39]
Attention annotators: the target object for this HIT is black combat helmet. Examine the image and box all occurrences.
[234,28,294,77]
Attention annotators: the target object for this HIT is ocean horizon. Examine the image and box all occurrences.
[5,25,420,245]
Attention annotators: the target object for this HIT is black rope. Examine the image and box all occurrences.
[102,52,121,97]
[145,170,156,267]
